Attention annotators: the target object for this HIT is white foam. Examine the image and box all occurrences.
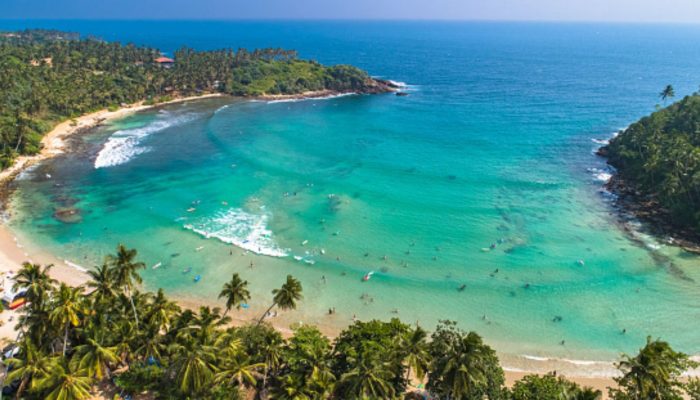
[266,92,356,104]
[587,167,615,183]
[64,259,88,272]
[94,113,197,169]
[214,104,231,114]
[183,208,288,257]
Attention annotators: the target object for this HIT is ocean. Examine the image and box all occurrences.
[3,20,700,372]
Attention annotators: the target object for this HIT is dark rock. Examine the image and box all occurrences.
[53,207,82,224]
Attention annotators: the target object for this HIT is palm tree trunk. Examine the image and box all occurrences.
[62,322,69,356]
[127,286,139,325]
[262,364,268,390]
[15,376,29,400]
[256,302,277,326]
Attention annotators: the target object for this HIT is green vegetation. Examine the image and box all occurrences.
[605,89,700,233]
[4,244,698,399]
[0,29,393,169]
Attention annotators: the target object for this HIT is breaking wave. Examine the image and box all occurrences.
[183,208,288,257]
[94,112,197,169]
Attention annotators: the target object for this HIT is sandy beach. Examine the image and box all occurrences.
[0,93,621,396]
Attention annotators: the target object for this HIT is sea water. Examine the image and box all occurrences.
[3,21,700,371]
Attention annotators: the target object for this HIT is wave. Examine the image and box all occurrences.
[64,259,88,272]
[266,92,356,104]
[587,167,614,183]
[214,104,231,114]
[183,208,288,257]
[94,112,197,169]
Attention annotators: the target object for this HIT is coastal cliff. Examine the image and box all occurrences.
[600,94,700,248]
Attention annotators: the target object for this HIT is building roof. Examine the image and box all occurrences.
[154,56,174,63]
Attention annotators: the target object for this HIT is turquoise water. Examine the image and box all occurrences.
[4,21,700,367]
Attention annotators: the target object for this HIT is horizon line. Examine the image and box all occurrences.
[2,17,700,26]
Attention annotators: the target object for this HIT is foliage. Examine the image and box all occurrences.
[427,320,506,400]
[509,373,601,400]
[608,336,697,400]
[0,29,389,169]
[4,244,698,399]
[606,92,700,232]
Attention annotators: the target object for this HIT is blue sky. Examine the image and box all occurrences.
[3,0,700,23]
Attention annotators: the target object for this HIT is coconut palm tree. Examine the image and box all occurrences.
[660,85,675,105]
[13,262,56,309]
[336,356,396,399]
[33,358,92,400]
[214,345,264,389]
[258,275,303,325]
[6,339,55,399]
[610,336,694,400]
[400,326,431,383]
[437,332,490,400]
[69,335,119,380]
[144,288,180,331]
[169,332,218,396]
[85,263,116,305]
[49,283,84,356]
[219,273,251,317]
[106,244,145,325]
[261,335,285,389]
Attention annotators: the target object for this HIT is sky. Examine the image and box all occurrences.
[3,0,700,23]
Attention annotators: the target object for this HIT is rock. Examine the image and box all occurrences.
[53,207,82,224]
[396,92,409,97]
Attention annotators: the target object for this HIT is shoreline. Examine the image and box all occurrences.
[603,173,700,254]
[0,226,620,396]
[0,92,622,393]
[0,93,225,195]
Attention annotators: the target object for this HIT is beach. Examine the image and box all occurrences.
[0,100,625,399]
[0,92,620,393]
[0,224,619,397]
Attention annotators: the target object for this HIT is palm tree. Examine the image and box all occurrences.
[214,342,264,389]
[660,84,675,105]
[145,288,180,331]
[70,335,119,380]
[437,332,490,400]
[106,244,145,325]
[49,283,84,356]
[261,335,284,389]
[400,326,431,383]
[336,356,396,399]
[258,275,303,325]
[13,262,56,309]
[6,339,54,399]
[33,358,92,400]
[611,336,693,400]
[169,332,218,396]
[86,263,116,304]
[219,273,251,317]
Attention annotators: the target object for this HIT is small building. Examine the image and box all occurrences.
[154,56,175,68]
